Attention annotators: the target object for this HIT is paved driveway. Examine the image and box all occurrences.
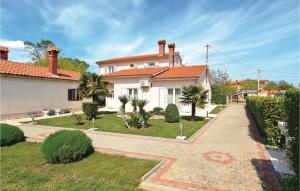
[17,104,281,191]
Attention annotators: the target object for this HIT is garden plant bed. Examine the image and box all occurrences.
[2,142,157,191]
[209,105,226,114]
[33,112,209,139]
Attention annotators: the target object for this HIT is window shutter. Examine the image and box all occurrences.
[159,88,167,108]
[68,89,72,100]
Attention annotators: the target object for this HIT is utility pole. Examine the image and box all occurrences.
[205,44,209,64]
[257,69,262,91]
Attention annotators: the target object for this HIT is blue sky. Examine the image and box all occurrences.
[1,0,299,84]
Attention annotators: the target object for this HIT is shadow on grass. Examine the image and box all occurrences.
[180,116,205,121]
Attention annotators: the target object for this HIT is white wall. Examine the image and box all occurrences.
[0,75,86,115]
[105,76,211,113]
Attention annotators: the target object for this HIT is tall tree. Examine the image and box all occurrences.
[25,39,88,73]
[209,69,230,87]
[278,80,294,90]
[24,39,55,63]
[180,85,208,121]
[79,73,110,102]
[264,81,279,90]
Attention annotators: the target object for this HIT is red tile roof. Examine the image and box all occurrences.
[104,65,208,79]
[257,89,286,93]
[0,59,80,81]
[104,67,168,78]
[154,65,208,79]
[97,53,170,65]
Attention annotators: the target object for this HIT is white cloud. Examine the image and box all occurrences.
[0,39,25,49]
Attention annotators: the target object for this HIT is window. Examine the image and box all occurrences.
[148,62,156,67]
[167,88,181,106]
[107,65,114,73]
[128,88,138,99]
[68,89,80,101]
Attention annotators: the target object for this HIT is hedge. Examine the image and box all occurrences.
[212,94,226,104]
[164,104,179,123]
[246,96,285,147]
[0,124,25,146]
[41,130,93,164]
[82,102,98,120]
[284,89,299,178]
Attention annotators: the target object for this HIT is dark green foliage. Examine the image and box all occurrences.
[41,130,93,164]
[137,99,148,115]
[82,102,98,120]
[118,95,129,113]
[246,96,285,146]
[127,113,142,129]
[152,107,164,115]
[212,94,227,104]
[143,111,153,128]
[0,124,25,146]
[284,89,299,178]
[79,73,110,102]
[47,109,56,116]
[280,176,299,191]
[130,98,138,112]
[164,104,179,123]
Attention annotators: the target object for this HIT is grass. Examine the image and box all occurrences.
[209,105,226,114]
[1,142,157,191]
[34,112,209,139]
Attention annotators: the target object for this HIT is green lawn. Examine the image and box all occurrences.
[209,106,226,114]
[34,113,208,139]
[2,142,157,191]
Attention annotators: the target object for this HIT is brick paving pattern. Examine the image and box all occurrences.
[16,104,281,191]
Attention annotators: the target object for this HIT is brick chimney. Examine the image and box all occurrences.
[0,46,9,60]
[158,39,166,56]
[168,43,175,66]
[47,45,60,75]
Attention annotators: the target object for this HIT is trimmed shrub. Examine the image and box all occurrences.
[164,104,179,123]
[82,102,98,120]
[47,109,56,116]
[41,130,93,164]
[152,107,164,115]
[212,94,227,104]
[246,96,285,146]
[0,124,25,146]
[284,89,299,178]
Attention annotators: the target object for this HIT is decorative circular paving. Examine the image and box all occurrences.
[202,151,236,164]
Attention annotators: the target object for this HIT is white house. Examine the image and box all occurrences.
[0,46,85,119]
[97,40,212,114]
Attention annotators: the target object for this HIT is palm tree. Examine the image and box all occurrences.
[118,95,129,113]
[130,97,138,112]
[180,85,208,121]
[137,99,148,115]
[79,72,110,102]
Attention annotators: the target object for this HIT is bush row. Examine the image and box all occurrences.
[284,89,299,178]
[212,94,227,104]
[246,96,285,147]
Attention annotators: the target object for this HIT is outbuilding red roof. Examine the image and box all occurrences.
[104,65,208,79]
[154,65,208,79]
[104,67,168,78]
[97,53,170,65]
[0,60,80,81]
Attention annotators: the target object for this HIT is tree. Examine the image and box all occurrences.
[240,79,257,90]
[264,81,279,90]
[118,95,129,113]
[180,85,208,121]
[24,39,55,63]
[79,73,110,102]
[25,39,88,73]
[209,69,230,87]
[278,80,294,90]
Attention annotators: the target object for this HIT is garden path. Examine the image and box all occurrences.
[17,104,281,191]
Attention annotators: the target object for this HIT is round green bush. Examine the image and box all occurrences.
[41,130,94,164]
[164,104,179,123]
[82,102,98,120]
[0,124,25,146]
